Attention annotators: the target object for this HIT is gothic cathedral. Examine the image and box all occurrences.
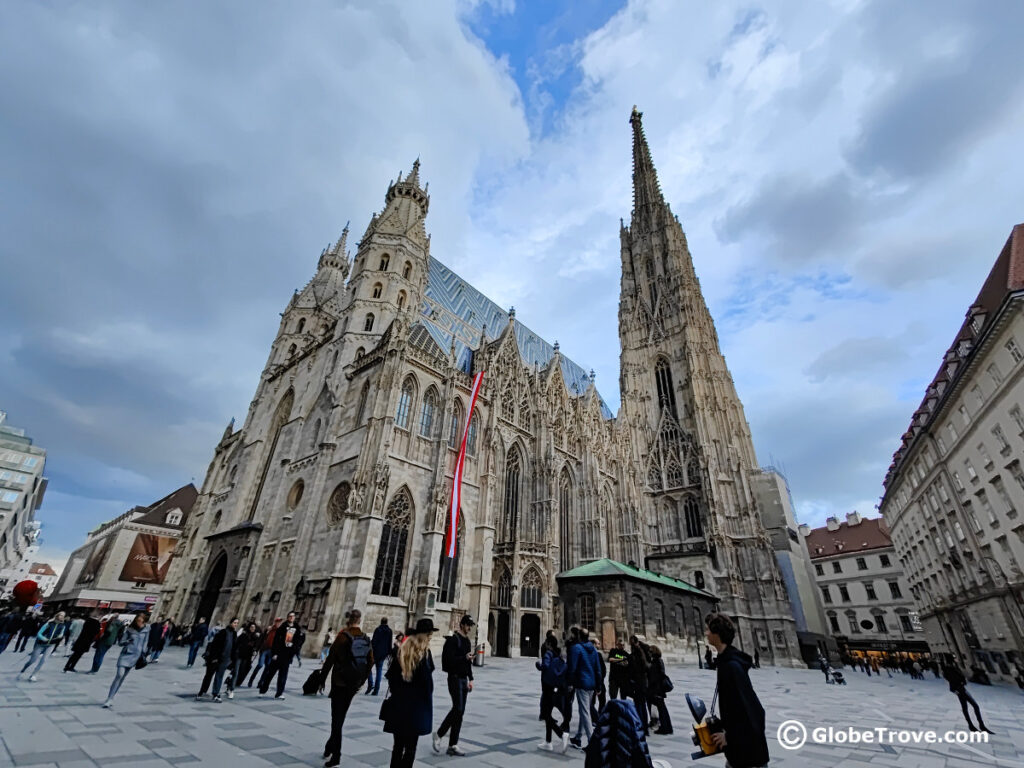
[160,109,799,663]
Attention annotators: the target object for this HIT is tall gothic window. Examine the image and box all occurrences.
[661,501,680,542]
[579,594,595,631]
[403,261,412,279]
[355,381,370,426]
[503,449,521,542]
[379,253,390,271]
[437,522,461,603]
[631,594,645,636]
[518,396,530,429]
[247,389,293,521]
[364,313,375,332]
[466,410,479,456]
[395,378,414,429]
[684,496,703,539]
[501,389,515,422]
[496,567,512,607]
[372,491,412,596]
[297,318,306,332]
[448,400,463,449]
[397,291,407,309]
[654,598,665,636]
[559,469,573,571]
[520,568,543,609]
[419,389,436,437]
[655,358,677,420]
[372,283,383,298]
[687,457,700,486]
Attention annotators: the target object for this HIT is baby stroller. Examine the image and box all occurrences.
[826,666,846,685]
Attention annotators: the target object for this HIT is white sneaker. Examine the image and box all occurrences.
[561,733,571,753]
[102,701,113,709]
[257,692,266,698]
[538,741,553,751]
[432,733,442,754]
[28,675,37,682]
[447,745,466,756]
[274,694,286,700]
[227,690,234,699]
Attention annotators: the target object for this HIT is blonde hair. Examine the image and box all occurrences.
[398,631,431,682]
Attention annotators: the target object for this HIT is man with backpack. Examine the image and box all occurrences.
[433,614,476,757]
[320,609,373,768]
[366,616,393,695]
[567,628,602,750]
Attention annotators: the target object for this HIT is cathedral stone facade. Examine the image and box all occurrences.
[160,109,800,663]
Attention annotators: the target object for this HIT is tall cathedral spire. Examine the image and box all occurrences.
[629,106,666,227]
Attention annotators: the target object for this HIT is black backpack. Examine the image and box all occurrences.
[339,631,373,686]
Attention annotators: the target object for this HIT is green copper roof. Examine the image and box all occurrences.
[556,558,717,600]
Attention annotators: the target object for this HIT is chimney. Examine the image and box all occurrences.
[826,516,840,532]
[798,523,810,537]
[847,511,862,526]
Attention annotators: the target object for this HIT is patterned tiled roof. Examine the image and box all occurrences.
[421,257,613,419]
[556,557,717,599]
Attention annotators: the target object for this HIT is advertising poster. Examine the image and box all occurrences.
[77,535,114,585]
[118,533,177,584]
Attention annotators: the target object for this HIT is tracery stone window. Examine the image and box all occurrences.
[448,400,463,449]
[326,482,350,526]
[379,253,390,271]
[372,283,383,299]
[372,490,412,596]
[631,594,645,636]
[559,469,573,571]
[501,390,515,422]
[684,496,703,539]
[660,500,680,542]
[437,521,461,603]
[502,449,522,542]
[496,567,513,607]
[355,382,369,426]
[687,457,700,487]
[419,389,436,437]
[579,594,595,631]
[364,314,375,332]
[518,396,530,429]
[466,410,479,456]
[395,378,414,429]
[520,568,543,609]
[655,358,677,420]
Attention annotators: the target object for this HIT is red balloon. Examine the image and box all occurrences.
[12,580,41,608]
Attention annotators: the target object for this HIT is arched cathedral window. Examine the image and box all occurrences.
[684,496,703,539]
[521,568,543,609]
[437,521,461,604]
[397,291,407,309]
[297,318,306,333]
[395,378,415,430]
[687,457,700,487]
[518,396,530,429]
[326,482,350,526]
[372,283,383,299]
[379,254,390,271]
[660,500,680,543]
[466,410,479,456]
[496,567,512,607]
[419,389,436,437]
[501,390,515,422]
[372,490,412,597]
[403,261,412,279]
[364,314,375,332]
[655,358,677,420]
[448,400,463,449]
[502,449,521,542]
[559,469,573,571]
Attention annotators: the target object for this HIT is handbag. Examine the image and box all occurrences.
[378,682,393,722]
[662,675,674,694]
[135,655,149,670]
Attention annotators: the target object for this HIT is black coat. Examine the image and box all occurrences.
[383,649,434,736]
[716,645,769,768]
[236,628,262,660]
[584,699,653,768]
[628,643,650,694]
[441,632,474,679]
[371,623,393,661]
[204,627,238,668]
[271,621,305,659]
[322,628,374,695]
[647,657,668,698]
[73,618,101,653]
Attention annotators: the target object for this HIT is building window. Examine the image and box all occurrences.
[466,411,478,456]
[947,422,958,443]
[953,472,965,491]
[403,261,412,280]
[977,491,998,524]
[848,614,861,634]
[865,583,878,600]
[856,557,868,571]
[579,595,596,631]
[287,480,304,510]
[631,595,645,635]
[448,400,463,449]
[1010,463,1024,495]
[437,524,461,604]
[501,391,515,422]
[821,586,832,604]
[654,599,665,636]
[502,450,521,543]
[395,379,414,429]
[992,477,1016,518]
[1007,337,1023,364]
[379,254,390,271]
[559,470,574,572]
[971,385,984,407]
[988,363,1003,385]
[372,490,412,596]
[992,425,1011,454]
[937,434,947,453]
[521,568,543,609]
[828,614,841,634]
[978,443,993,469]
[684,496,703,538]
[876,614,888,633]
[372,282,383,298]
[518,397,530,429]
[815,563,824,576]
[879,554,891,568]
[900,615,914,633]
[888,582,903,599]
[832,561,842,574]
[1011,406,1024,434]
[397,291,406,309]
[356,382,370,426]
[959,405,970,426]
[954,521,966,540]
[326,482,351,526]
[364,314,375,332]
[839,584,851,602]
[965,459,978,481]
[496,568,512,607]
[654,358,678,421]
[419,389,436,437]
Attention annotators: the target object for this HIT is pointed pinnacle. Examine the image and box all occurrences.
[407,157,421,187]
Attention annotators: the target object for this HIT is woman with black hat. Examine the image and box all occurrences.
[382,617,437,768]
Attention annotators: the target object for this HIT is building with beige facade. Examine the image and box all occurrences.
[0,411,47,578]
[159,109,800,662]
[880,224,1024,681]
[804,513,926,661]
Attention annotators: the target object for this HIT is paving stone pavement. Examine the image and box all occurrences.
[1,646,1023,767]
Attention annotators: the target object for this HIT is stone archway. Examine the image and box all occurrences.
[195,554,227,625]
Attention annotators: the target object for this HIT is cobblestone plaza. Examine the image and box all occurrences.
[2,647,1023,768]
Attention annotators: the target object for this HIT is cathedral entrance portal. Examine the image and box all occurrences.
[195,554,227,625]
[495,611,510,657]
[520,613,540,657]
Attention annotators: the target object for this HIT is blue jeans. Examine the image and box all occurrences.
[20,642,52,676]
[249,648,272,686]
[107,665,132,701]
[0,632,12,653]
[574,689,595,743]
[187,641,203,667]
[366,657,386,693]
[91,644,111,673]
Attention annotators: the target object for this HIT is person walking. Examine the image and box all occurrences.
[647,645,673,735]
[703,646,715,670]
[64,614,84,657]
[17,611,67,681]
[320,627,334,663]
[65,615,101,673]
[186,618,208,668]
[258,611,305,699]
[89,616,120,674]
[567,628,602,750]
[536,636,571,753]
[196,617,239,702]
[148,617,174,663]
[101,613,151,708]
[941,660,994,733]
[52,615,73,655]
[627,636,652,736]
[0,610,24,653]
[235,621,262,692]
[433,614,476,757]
[15,612,41,653]
[367,616,393,695]
[705,613,769,768]
[607,639,631,700]
[248,617,281,686]
[320,609,374,767]
[383,618,437,768]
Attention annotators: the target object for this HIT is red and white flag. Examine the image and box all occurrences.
[447,370,485,558]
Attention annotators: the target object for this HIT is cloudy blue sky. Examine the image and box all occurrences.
[2,0,1023,573]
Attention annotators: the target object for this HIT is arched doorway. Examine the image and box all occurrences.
[195,554,227,624]
[520,613,540,657]
[496,611,511,657]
